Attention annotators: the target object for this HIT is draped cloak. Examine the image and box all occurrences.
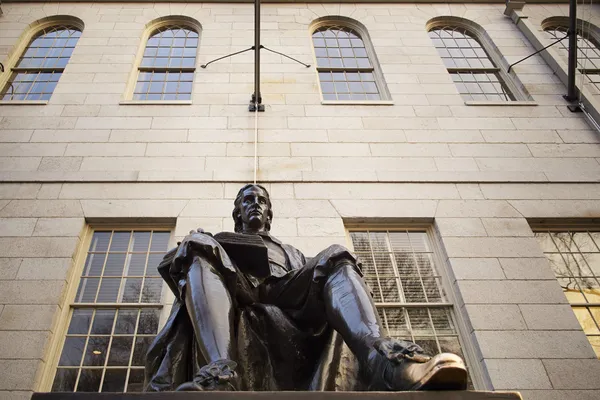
[144,232,361,392]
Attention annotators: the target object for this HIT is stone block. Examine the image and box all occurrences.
[0,130,33,142]
[0,184,40,199]
[75,117,151,130]
[436,218,487,237]
[370,144,451,157]
[435,158,479,172]
[37,184,62,200]
[457,280,567,304]
[438,118,515,130]
[0,157,42,171]
[268,218,298,237]
[443,237,544,258]
[542,359,600,389]
[449,144,531,158]
[435,201,521,218]
[511,117,590,130]
[475,330,595,359]
[457,184,484,200]
[404,130,484,143]
[294,183,459,200]
[527,144,600,158]
[481,130,562,143]
[146,143,226,157]
[449,258,505,280]
[0,258,21,280]
[17,258,72,281]
[38,157,83,172]
[0,200,83,218]
[81,200,186,219]
[180,200,236,218]
[0,391,32,400]
[486,359,551,390]
[297,218,345,237]
[65,143,146,157]
[278,236,348,257]
[0,331,50,359]
[109,129,188,143]
[152,117,227,130]
[312,157,437,172]
[498,258,556,280]
[480,184,600,200]
[0,280,66,305]
[328,130,406,143]
[0,305,59,331]
[481,219,533,237]
[508,200,600,218]
[0,218,36,236]
[476,158,600,174]
[331,200,437,218]
[0,359,41,390]
[60,183,223,200]
[465,304,526,330]
[0,237,77,258]
[292,143,371,157]
[31,218,84,237]
[174,218,224,237]
[519,304,581,331]
[227,143,290,157]
[30,130,110,143]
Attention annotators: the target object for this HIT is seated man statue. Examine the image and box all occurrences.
[145,184,467,392]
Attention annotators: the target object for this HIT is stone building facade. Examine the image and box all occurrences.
[0,1,599,399]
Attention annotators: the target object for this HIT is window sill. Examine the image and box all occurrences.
[464,100,538,106]
[321,100,394,106]
[0,100,48,105]
[119,100,192,105]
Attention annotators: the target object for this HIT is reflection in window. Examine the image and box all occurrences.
[535,231,600,358]
[429,26,515,101]
[1,25,81,100]
[545,24,600,92]
[349,230,471,387]
[312,26,381,101]
[52,230,170,393]
[133,25,198,100]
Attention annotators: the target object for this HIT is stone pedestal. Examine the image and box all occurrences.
[33,391,522,400]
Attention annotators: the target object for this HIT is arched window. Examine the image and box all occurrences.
[132,24,199,101]
[428,25,514,101]
[1,24,81,101]
[427,18,529,102]
[544,18,600,91]
[311,19,389,102]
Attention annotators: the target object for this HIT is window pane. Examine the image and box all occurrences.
[77,369,102,392]
[68,309,93,334]
[58,337,86,366]
[52,369,78,391]
[102,369,128,392]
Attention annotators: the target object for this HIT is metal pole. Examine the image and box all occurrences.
[253,0,262,109]
[565,0,578,101]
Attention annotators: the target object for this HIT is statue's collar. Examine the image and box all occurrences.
[255,231,283,245]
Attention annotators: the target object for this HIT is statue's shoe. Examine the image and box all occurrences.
[176,359,239,391]
[365,338,468,391]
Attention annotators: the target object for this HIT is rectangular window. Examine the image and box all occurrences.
[348,229,468,367]
[534,230,600,358]
[51,229,171,393]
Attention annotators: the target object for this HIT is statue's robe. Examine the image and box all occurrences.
[144,232,360,391]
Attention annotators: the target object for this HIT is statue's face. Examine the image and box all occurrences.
[238,186,271,233]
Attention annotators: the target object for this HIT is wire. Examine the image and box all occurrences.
[253,100,258,185]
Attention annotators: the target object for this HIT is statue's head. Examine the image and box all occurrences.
[233,184,273,233]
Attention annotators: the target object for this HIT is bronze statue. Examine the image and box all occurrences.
[145,184,467,392]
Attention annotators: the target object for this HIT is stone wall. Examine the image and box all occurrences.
[0,2,599,400]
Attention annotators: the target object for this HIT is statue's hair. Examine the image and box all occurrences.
[232,184,273,233]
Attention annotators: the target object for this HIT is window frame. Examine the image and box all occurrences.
[0,15,84,105]
[41,225,175,393]
[310,16,392,105]
[427,16,532,104]
[531,221,600,359]
[122,16,202,105]
[344,222,489,390]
